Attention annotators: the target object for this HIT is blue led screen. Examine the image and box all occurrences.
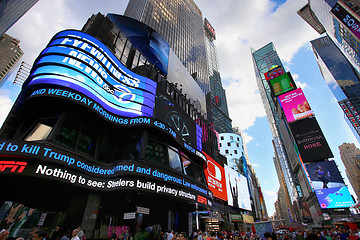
[315,186,355,209]
[25,30,157,118]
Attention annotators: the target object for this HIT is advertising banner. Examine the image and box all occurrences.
[203,152,227,201]
[331,2,360,41]
[278,88,313,122]
[315,186,355,209]
[264,66,285,81]
[268,72,296,97]
[224,165,251,210]
[290,117,333,162]
[305,160,346,190]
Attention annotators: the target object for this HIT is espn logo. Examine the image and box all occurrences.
[0,161,27,173]
[197,195,207,204]
[207,161,222,181]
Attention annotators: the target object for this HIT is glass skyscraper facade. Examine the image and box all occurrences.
[124,0,210,94]
[0,0,39,37]
[251,43,298,224]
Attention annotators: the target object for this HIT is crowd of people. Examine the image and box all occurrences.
[0,226,86,240]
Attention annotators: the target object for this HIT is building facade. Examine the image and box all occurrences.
[0,33,23,87]
[339,142,360,201]
[298,0,360,142]
[0,0,39,37]
[124,0,210,95]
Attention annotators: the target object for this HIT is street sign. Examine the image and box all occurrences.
[123,212,136,219]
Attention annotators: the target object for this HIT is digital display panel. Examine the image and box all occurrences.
[224,164,251,210]
[331,2,360,41]
[290,117,333,162]
[203,152,227,201]
[269,72,296,96]
[278,88,313,122]
[315,186,355,209]
[264,66,285,81]
[305,160,346,190]
[25,30,157,118]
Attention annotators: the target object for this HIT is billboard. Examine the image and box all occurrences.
[305,160,345,190]
[264,65,285,81]
[224,164,251,210]
[278,88,313,122]
[25,30,157,118]
[203,152,227,201]
[268,72,296,96]
[290,117,333,162]
[331,2,360,41]
[315,186,355,209]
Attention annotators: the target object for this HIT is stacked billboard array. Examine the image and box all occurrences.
[265,67,354,209]
[203,152,252,211]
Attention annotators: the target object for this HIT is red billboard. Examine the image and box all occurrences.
[203,152,227,201]
[264,65,285,81]
[278,88,313,122]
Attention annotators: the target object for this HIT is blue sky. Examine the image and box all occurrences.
[0,0,359,216]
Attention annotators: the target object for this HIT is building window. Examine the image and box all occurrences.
[24,118,56,141]
[219,143,222,147]
[168,146,182,172]
[234,150,238,154]
[230,136,233,140]
[182,153,205,184]
[220,136,224,140]
[145,138,167,165]
[225,149,229,154]
[237,137,240,141]
[236,143,239,147]
[227,142,231,146]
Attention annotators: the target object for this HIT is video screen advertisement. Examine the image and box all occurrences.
[305,160,346,190]
[264,65,285,81]
[224,164,251,211]
[315,187,355,209]
[290,117,333,163]
[203,152,227,201]
[268,72,296,97]
[278,88,314,122]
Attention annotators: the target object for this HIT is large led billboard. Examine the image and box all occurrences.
[305,160,346,190]
[264,65,285,81]
[224,164,251,211]
[278,88,313,122]
[290,117,333,162]
[25,30,157,118]
[268,72,296,96]
[331,2,360,41]
[203,152,227,201]
[315,186,355,209]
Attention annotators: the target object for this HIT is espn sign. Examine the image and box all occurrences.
[0,161,27,173]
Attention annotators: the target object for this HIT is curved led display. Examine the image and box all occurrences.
[25,30,157,118]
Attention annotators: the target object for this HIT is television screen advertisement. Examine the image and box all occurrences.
[290,117,334,162]
[224,164,251,211]
[269,72,296,96]
[305,160,346,190]
[203,152,227,201]
[315,186,355,209]
[264,65,285,81]
[278,88,313,122]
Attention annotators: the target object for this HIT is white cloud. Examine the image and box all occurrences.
[251,163,260,168]
[264,181,269,184]
[295,80,309,89]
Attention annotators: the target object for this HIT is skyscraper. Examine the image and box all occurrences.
[204,18,232,133]
[124,0,210,94]
[339,142,360,201]
[0,0,39,37]
[298,0,360,141]
[0,34,23,87]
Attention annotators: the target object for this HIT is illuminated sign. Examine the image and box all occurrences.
[204,18,216,40]
[203,152,227,201]
[224,164,251,210]
[305,160,346,190]
[0,161,27,173]
[339,100,360,135]
[278,88,313,122]
[331,1,360,41]
[290,117,333,163]
[268,72,295,96]
[0,140,211,206]
[25,30,157,118]
[264,66,285,81]
[315,186,355,209]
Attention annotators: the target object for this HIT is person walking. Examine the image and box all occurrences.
[71,229,80,240]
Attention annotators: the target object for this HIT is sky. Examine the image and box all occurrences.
[1,0,359,217]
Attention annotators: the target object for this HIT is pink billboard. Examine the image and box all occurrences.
[278,88,313,122]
